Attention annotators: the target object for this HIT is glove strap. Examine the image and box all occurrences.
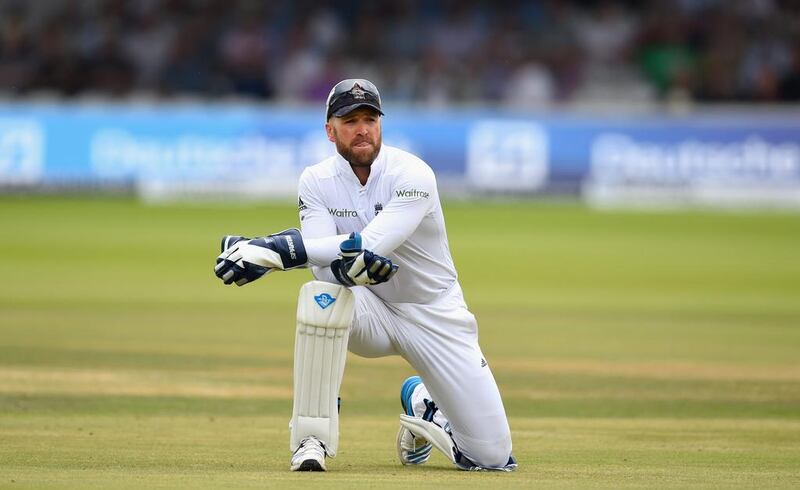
[250,228,308,269]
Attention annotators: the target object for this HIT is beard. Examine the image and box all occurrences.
[334,131,382,168]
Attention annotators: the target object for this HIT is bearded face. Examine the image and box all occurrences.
[327,108,382,168]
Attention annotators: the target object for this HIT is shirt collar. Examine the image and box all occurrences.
[335,145,386,187]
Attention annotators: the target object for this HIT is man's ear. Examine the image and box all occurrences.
[325,122,335,142]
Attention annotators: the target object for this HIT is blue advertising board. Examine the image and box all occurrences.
[0,102,798,206]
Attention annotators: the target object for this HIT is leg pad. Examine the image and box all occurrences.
[290,281,354,457]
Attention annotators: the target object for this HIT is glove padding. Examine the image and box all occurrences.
[215,228,307,286]
[331,232,398,287]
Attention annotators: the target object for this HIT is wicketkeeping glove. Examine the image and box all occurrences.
[331,232,398,287]
[215,228,307,286]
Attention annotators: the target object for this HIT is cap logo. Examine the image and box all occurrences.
[350,83,367,99]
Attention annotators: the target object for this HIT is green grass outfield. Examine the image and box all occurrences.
[1,195,799,489]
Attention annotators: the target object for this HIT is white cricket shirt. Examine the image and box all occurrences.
[298,145,459,304]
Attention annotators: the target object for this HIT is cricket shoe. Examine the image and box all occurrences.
[290,435,327,471]
[396,375,434,465]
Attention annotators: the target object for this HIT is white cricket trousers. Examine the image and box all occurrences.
[347,283,512,468]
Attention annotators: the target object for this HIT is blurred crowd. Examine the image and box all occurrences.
[1,0,799,107]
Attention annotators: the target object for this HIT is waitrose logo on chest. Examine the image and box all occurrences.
[395,189,430,199]
[329,208,358,218]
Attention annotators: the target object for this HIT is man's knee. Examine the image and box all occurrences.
[457,432,512,469]
[347,326,395,358]
[346,287,397,358]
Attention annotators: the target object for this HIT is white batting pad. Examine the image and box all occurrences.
[290,281,354,457]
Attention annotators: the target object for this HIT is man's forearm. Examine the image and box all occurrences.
[304,234,350,266]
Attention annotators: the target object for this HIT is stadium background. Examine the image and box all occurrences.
[1,0,799,487]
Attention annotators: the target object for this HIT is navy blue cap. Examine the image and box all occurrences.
[326,79,384,120]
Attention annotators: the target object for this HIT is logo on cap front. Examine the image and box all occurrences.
[350,84,366,99]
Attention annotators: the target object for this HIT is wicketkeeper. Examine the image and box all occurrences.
[215,79,516,472]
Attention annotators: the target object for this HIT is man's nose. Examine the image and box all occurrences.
[355,123,369,135]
